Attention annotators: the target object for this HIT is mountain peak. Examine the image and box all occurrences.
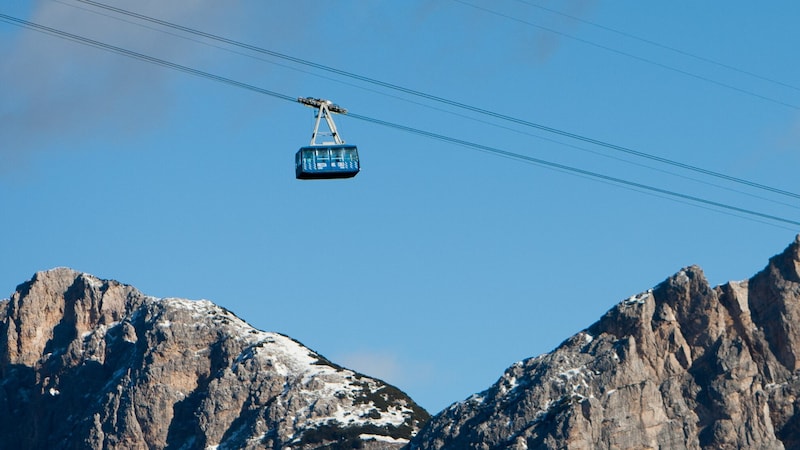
[764,233,800,283]
[410,236,800,449]
[2,267,140,369]
[0,269,428,449]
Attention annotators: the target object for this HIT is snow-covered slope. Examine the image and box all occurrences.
[0,268,428,449]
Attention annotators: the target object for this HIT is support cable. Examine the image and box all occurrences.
[512,0,800,93]
[66,0,800,201]
[2,13,798,228]
[452,0,800,111]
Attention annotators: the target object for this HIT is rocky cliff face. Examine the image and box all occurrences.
[0,268,428,450]
[7,239,800,450]
[408,236,800,450]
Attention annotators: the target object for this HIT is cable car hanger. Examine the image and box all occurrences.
[299,97,347,145]
[295,97,361,180]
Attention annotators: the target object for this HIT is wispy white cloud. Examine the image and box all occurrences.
[0,1,316,170]
[336,349,435,388]
[518,0,598,63]
[777,115,800,152]
[1,2,190,168]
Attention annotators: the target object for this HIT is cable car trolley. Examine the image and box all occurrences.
[295,97,360,180]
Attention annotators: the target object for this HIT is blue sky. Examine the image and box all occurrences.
[2,1,799,413]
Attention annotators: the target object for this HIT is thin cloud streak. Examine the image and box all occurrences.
[0,0,285,171]
[336,350,435,388]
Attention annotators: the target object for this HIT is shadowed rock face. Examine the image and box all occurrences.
[408,236,800,450]
[0,268,429,450]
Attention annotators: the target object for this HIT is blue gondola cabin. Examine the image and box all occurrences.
[295,144,360,179]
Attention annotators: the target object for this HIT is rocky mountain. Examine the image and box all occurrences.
[0,268,429,450]
[7,237,800,450]
[408,236,800,450]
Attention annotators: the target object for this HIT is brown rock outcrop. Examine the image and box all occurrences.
[0,268,428,449]
[408,236,800,449]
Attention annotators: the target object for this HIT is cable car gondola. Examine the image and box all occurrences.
[295,97,360,180]
[295,144,360,179]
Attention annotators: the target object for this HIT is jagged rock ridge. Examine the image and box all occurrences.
[0,268,429,450]
[408,236,800,450]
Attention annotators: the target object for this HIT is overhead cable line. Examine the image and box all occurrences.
[68,0,800,201]
[346,112,800,228]
[452,0,800,112]
[2,13,798,229]
[513,0,800,93]
[0,14,295,105]
[53,1,799,213]
[44,0,799,213]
